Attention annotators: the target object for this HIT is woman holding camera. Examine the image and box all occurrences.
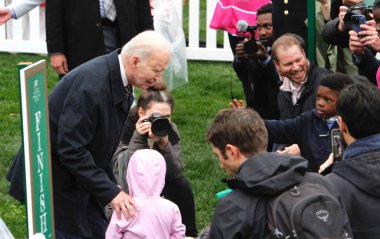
[113,89,198,238]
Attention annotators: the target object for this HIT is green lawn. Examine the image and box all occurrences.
[0,52,244,237]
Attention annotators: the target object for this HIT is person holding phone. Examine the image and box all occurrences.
[351,14,366,34]
[349,0,380,87]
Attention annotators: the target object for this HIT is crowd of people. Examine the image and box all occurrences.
[2,0,380,238]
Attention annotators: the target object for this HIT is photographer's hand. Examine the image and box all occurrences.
[338,6,348,32]
[359,24,380,52]
[349,30,365,55]
[136,116,151,135]
[235,39,248,60]
[149,133,169,150]
[254,42,270,61]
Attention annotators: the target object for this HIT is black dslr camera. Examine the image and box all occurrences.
[236,20,259,54]
[143,113,170,137]
[343,3,373,30]
[243,37,259,55]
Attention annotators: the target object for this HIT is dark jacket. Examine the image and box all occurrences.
[233,55,281,120]
[46,0,153,71]
[352,48,379,86]
[277,63,329,120]
[322,17,350,47]
[265,109,339,172]
[209,153,340,238]
[272,0,307,44]
[7,50,134,237]
[327,133,380,238]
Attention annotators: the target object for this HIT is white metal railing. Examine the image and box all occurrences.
[0,0,233,61]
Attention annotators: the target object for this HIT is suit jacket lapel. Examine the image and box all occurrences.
[107,49,133,114]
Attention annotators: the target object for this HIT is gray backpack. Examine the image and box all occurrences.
[267,174,352,239]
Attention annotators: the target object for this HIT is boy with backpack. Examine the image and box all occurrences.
[207,107,352,238]
[264,72,354,172]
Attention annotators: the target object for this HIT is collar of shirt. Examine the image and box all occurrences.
[280,76,308,92]
[325,116,338,129]
[280,77,308,105]
[118,54,129,87]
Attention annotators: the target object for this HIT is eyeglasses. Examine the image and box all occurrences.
[257,23,272,30]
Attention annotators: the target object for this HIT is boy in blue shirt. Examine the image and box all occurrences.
[264,72,353,172]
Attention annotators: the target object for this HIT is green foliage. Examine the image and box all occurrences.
[0,53,243,237]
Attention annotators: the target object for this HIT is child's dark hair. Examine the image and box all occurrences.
[319,72,354,94]
[137,89,174,111]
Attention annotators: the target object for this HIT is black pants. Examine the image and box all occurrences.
[162,176,198,237]
[55,198,108,239]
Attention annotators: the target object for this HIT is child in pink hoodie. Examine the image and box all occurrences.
[106,149,186,238]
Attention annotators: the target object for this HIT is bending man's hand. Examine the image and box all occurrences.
[0,7,11,25]
[50,53,68,75]
[111,191,139,221]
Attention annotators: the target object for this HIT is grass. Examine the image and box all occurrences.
[0,52,244,237]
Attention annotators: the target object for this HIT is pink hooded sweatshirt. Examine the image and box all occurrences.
[106,149,186,239]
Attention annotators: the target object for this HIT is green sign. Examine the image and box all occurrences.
[19,60,55,238]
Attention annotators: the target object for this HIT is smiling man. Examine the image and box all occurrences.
[267,33,330,155]
[272,33,330,120]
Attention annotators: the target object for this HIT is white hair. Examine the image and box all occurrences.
[121,30,171,61]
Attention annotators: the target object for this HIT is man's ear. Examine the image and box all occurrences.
[225,144,240,160]
[339,116,355,145]
[131,56,139,68]
[339,116,348,134]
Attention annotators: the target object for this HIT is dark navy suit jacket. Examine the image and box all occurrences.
[7,49,134,236]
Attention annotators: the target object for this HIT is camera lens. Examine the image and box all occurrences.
[151,117,170,137]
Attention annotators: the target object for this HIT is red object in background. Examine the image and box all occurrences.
[209,0,270,36]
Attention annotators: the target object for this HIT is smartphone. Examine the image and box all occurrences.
[331,129,344,162]
[351,14,366,35]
